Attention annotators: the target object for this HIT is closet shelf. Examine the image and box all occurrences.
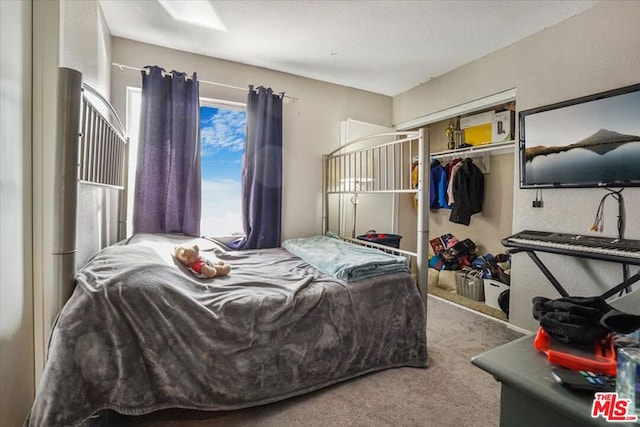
[430,140,515,160]
[429,140,515,174]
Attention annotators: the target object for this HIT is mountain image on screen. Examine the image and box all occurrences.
[525,129,640,161]
[519,84,640,188]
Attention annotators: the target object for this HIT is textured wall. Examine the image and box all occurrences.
[61,0,111,95]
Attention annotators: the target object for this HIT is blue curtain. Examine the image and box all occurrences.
[133,66,201,236]
[231,86,283,249]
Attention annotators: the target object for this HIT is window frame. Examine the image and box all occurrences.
[198,97,247,237]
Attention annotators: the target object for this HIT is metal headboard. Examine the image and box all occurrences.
[321,129,430,308]
[79,83,128,188]
[53,67,129,311]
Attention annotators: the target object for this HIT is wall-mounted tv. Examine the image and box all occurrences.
[519,83,640,188]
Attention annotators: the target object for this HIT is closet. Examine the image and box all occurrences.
[422,114,515,251]
[396,90,517,318]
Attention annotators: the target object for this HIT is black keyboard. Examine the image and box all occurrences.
[502,230,640,264]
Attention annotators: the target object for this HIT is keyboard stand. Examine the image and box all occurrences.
[507,248,639,300]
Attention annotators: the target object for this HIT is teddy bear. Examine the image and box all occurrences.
[173,244,231,279]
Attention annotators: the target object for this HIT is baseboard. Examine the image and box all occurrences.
[506,323,533,335]
[428,294,517,329]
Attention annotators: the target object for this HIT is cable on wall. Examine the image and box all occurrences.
[591,188,630,295]
[591,188,625,236]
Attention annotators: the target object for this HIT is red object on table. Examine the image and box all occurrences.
[533,327,617,376]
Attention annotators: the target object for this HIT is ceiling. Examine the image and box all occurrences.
[99,0,598,97]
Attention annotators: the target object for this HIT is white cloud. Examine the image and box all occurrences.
[201,109,246,156]
[200,178,244,236]
[201,178,241,195]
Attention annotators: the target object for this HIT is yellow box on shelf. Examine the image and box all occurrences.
[461,111,495,146]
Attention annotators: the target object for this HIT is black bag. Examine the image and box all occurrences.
[532,296,640,346]
[437,238,476,270]
[446,238,476,257]
[498,289,510,318]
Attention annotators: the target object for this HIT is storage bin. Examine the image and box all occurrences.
[437,269,456,292]
[484,279,510,310]
[460,111,495,146]
[357,231,402,249]
[455,269,485,301]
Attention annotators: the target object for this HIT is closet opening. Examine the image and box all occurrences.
[397,91,517,322]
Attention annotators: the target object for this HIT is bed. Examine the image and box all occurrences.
[27,68,430,426]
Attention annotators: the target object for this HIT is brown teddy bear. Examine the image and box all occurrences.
[173,244,231,279]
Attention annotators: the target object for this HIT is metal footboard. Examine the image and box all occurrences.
[322,129,430,308]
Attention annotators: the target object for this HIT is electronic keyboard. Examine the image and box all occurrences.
[502,230,640,265]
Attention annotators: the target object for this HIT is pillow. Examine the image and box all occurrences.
[437,269,457,292]
[427,268,440,289]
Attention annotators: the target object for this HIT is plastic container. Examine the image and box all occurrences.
[533,327,617,376]
[455,269,485,301]
[617,347,640,420]
[357,232,402,249]
[614,330,640,420]
[483,279,510,309]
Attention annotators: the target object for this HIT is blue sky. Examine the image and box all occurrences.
[200,106,246,236]
[200,106,246,180]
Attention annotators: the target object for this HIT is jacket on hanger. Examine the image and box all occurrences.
[446,159,463,206]
[449,158,484,226]
[430,160,450,209]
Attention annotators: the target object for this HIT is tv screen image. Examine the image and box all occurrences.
[519,84,640,188]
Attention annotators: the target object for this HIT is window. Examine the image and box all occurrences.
[199,101,246,236]
[125,90,246,237]
[125,87,141,237]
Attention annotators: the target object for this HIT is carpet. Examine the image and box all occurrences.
[90,295,525,427]
[428,284,508,322]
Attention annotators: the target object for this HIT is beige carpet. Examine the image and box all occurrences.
[90,295,525,427]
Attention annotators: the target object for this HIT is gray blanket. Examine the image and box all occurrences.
[27,235,427,426]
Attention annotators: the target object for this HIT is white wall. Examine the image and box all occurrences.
[393,2,640,331]
[110,38,393,241]
[61,0,112,95]
[1,1,34,426]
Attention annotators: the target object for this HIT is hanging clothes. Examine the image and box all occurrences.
[430,159,450,209]
[449,158,484,226]
[445,158,463,206]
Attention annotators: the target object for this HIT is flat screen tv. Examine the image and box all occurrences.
[519,83,640,188]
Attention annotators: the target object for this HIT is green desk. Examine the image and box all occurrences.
[471,334,636,427]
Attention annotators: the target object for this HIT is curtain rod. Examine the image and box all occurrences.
[112,62,298,103]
